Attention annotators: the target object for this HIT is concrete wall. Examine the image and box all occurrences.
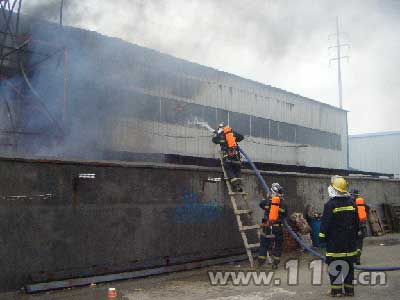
[0,157,399,292]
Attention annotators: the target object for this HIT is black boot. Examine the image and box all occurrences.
[272,258,280,270]
[231,181,242,192]
[329,285,344,297]
[344,284,355,297]
[257,257,267,267]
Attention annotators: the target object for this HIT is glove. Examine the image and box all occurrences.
[260,220,271,228]
[319,233,327,248]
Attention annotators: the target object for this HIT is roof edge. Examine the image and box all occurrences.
[350,131,400,138]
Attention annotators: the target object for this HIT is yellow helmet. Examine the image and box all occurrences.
[330,175,348,193]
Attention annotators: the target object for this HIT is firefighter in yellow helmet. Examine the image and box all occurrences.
[319,176,359,297]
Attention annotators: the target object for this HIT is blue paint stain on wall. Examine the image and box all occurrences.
[174,190,224,224]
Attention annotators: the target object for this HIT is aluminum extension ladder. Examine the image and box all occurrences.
[219,152,261,268]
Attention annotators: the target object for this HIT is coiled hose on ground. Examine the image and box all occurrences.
[238,145,400,271]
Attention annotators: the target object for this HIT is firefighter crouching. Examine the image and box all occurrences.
[212,123,244,192]
[319,176,360,297]
[350,189,369,265]
[258,183,288,269]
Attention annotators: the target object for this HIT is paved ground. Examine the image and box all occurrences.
[3,235,400,300]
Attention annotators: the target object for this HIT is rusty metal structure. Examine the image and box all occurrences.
[0,0,67,153]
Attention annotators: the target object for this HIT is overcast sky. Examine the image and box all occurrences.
[22,0,400,134]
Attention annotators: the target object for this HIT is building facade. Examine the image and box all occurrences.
[0,17,348,169]
[350,132,400,176]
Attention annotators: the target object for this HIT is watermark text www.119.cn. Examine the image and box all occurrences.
[208,259,387,286]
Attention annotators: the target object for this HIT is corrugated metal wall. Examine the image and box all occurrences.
[15,22,348,169]
[102,57,348,169]
[349,133,400,176]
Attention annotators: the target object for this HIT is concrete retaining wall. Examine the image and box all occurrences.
[0,156,399,291]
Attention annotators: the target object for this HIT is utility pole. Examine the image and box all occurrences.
[329,17,350,169]
[336,17,343,109]
[329,16,349,109]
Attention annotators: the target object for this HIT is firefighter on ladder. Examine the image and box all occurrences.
[350,189,369,265]
[258,183,287,269]
[212,123,244,192]
[319,176,364,297]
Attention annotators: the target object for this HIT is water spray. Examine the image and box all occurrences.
[189,117,216,133]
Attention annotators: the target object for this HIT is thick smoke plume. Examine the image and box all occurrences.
[21,0,400,134]
[1,0,398,161]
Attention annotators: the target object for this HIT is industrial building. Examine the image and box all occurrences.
[350,131,400,177]
[0,14,348,170]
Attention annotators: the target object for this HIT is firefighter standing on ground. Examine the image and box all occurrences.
[319,176,361,297]
[258,183,288,269]
[350,189,369,265]
[212,123,244,191]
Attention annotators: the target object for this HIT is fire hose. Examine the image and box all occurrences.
[238,145,400,271]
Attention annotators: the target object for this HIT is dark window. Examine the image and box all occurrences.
[229,111,250,136]
[320,131,331,148]
[109,90,160,122]
[179,78,203,99]
[142,68,159,91]
[161,98,179,124]
[331,134,342,150]
[295,126,311,145]
[135,97,342,150]
[308,128,320,147]
[270,120,278,140]
[316,130,329,148]
[337,135,342,150]
[278,122,296,143]
[178,102,203,125]
[203,106,217,128]
[162,100,205,125]
[251,116,269,139]
[134,94,160,122]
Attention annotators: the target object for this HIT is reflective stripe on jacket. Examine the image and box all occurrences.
[320,195,359,257]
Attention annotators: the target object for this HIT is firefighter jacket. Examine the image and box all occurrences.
[319,196,359,260]
[212,130,244,152]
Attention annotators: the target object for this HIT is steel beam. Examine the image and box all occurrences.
[25,254,248,293]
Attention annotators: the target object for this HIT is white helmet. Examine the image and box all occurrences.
[217,122,225,134]
[271,183,284,196]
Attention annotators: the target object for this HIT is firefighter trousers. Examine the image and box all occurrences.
[258,225,283,263]
[223,159,242,189]
[355,226,367,263]
[327,257,355,295]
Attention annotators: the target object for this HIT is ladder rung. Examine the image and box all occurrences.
[239,225,260,231]
[229,192,248,196]
[246,243,260,249]
[234,209,252,215]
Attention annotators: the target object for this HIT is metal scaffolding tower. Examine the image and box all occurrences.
[0,0,67,153]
